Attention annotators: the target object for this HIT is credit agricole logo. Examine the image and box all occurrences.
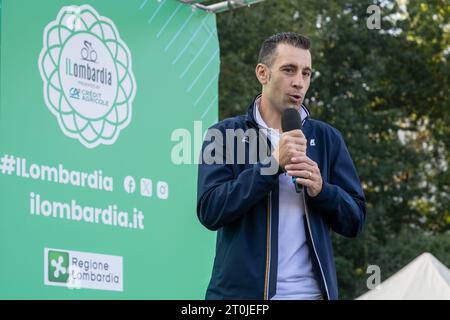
[38,5,137,148]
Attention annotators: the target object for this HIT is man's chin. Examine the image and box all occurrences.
[284,103,301,110]
[276,102,301,114]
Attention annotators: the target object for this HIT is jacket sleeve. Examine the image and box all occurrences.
[306,130,366,238]
[196,127,281,231]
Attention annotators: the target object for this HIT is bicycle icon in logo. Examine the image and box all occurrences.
[81,40,97,63]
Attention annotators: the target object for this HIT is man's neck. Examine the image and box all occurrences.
[259,95,282,132]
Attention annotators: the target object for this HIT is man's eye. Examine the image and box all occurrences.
[284,68,294,73]
[303,72,311,77]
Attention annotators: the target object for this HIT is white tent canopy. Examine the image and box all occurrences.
[357,252,450,300]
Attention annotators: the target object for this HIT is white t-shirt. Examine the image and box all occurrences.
[254,99,322,300]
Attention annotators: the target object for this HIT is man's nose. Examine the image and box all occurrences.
[292,73,304,89]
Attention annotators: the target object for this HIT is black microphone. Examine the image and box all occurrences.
[281,108,303,193]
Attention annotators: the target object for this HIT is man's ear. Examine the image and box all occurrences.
[255,63,270,85]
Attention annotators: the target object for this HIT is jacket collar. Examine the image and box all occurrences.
[245,93,311,129]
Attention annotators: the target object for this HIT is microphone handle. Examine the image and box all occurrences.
[291,177,303,193]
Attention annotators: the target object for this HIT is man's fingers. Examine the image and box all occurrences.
[290,156,316,166]
[287,170,315,179]
[288,144,306,153]
[295,177,314,188]
[285,162,314,171]
[283,129,305,139]
[285,161,316,171]
[285,136,307,146]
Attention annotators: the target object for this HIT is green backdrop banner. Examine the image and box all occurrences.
[0,0,218,299]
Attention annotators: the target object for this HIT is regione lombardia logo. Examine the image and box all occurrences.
[38,5,136,148]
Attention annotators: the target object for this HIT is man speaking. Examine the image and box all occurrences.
[196,32,366,300]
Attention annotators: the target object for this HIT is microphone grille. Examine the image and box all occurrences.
[281,108,302,132]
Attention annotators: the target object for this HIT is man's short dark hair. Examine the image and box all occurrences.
[258,32,311,67]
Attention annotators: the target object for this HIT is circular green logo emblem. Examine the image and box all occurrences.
[38,5,136,148]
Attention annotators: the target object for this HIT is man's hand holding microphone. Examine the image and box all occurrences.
[272,108,323,197]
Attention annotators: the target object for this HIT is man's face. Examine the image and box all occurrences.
[258,43,312,113]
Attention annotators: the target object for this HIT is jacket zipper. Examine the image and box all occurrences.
[302,191,330,299]
[264,192,272,300]
[262,121,273,301]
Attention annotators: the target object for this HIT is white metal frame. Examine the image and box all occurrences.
[178,0,265,13]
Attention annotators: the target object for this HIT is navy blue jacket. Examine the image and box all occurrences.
[196,95,366,300]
